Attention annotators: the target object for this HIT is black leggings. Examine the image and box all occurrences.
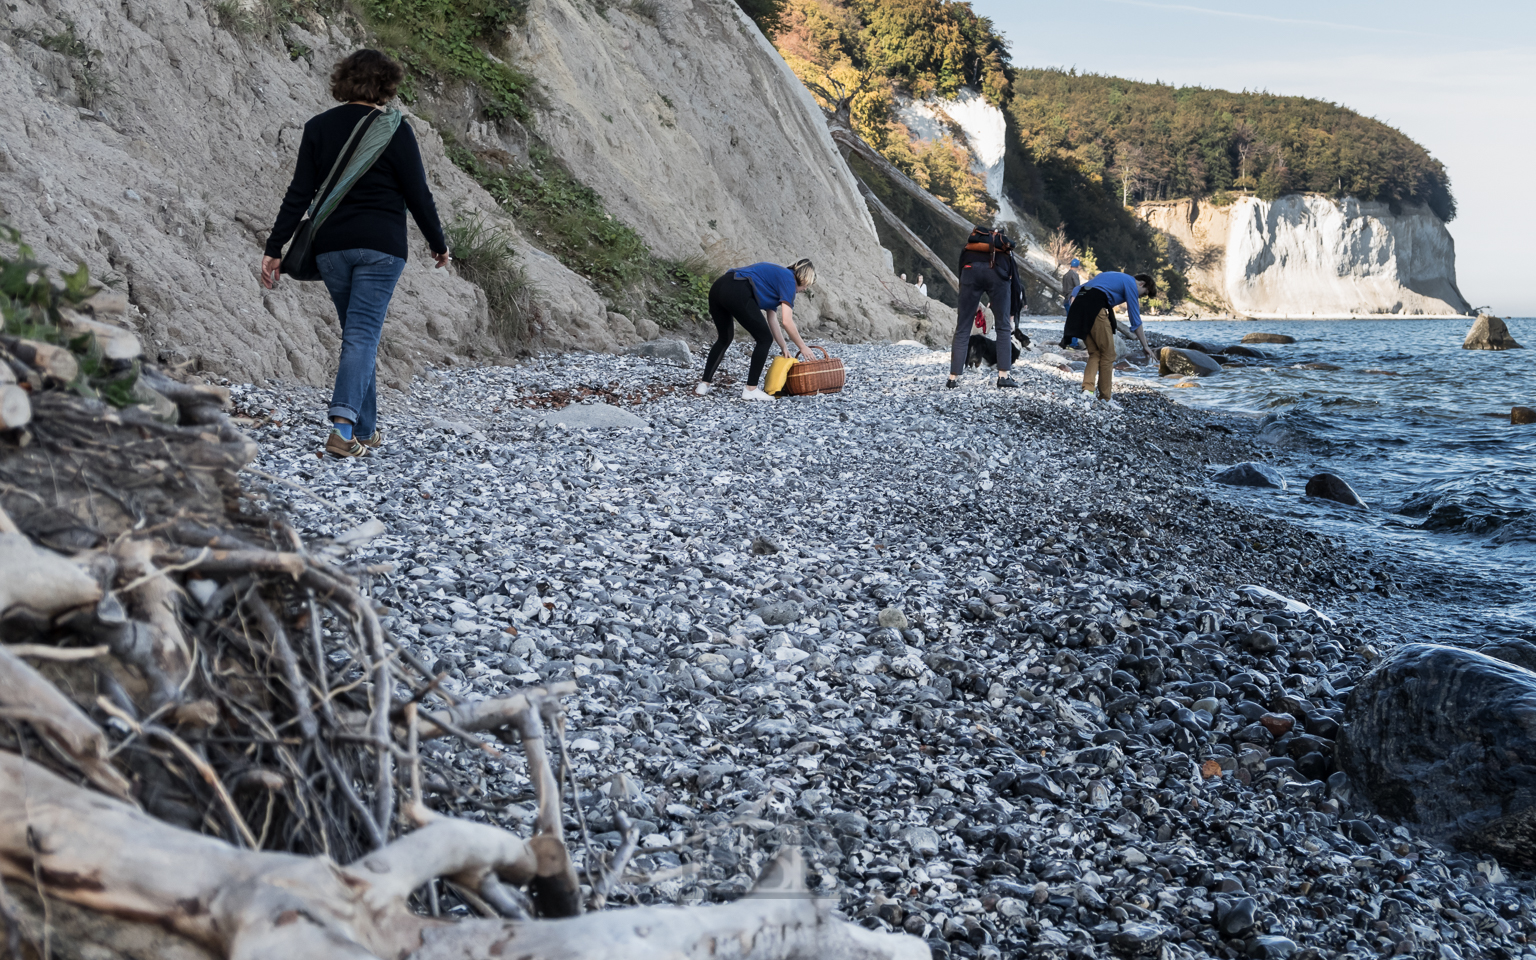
[702,275,774,387]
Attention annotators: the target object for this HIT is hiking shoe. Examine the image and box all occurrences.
[945,378,959,389]
[324,429,368,458]
[997,376,1020,389]
[741,386,774,401]
[359,427,384,448]
[694,382,713,396]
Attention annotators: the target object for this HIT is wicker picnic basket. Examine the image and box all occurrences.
[785,345,846,395]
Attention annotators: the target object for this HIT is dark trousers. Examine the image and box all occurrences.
[703,275,774,387]
[950,263,1013,376]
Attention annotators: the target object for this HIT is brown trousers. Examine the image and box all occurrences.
[1081,308,1116,399]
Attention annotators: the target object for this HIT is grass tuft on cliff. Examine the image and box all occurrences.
[443,217,535,348]
[358,0,534,122]
[445,141,711,330]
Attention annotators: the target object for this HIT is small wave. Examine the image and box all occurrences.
[1398,489,1532,537]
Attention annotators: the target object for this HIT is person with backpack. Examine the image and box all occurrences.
[261,49,450,458]
[695,259,816,401]
[947,227,1025,389]
[1060,271,1156,406]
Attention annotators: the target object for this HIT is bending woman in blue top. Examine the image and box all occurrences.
[696,259,816,401]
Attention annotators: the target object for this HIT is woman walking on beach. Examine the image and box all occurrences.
[261,49,451,458]
[695,260,816,401]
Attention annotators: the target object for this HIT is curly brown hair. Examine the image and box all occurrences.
[330,49,404,105]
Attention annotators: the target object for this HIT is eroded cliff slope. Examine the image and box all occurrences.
[1139,195,1469,318]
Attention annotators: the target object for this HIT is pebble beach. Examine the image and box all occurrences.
[229,340,1536,960]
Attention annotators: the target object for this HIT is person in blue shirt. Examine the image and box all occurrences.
[696,260,816,401]
[1060,271,1156,403]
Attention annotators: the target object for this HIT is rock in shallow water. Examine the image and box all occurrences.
[1158,347,1222,377]
[1243,332,1296,345]
[1212,462,1286,489]
[1513,406,1536,425]
[1462,314,1524,350]
[1304,472,1365,507]
[1339,643,1536,866]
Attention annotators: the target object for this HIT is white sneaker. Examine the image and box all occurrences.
[694,382,713,396]
[741,386,775,401]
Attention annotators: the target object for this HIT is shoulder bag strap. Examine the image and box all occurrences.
[311,108,403,230]
[302,110,377,223]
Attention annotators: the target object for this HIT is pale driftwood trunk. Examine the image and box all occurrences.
[0,383,29,429]
[0,753,926,960]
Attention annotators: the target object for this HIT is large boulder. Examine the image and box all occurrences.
[1212,462,1286,489]
[1513,406,1536,425]
[1338,643,1536,866]
[1158,347,1222,377]
[1243,332,1296,345]
[540,403,647,430]
[1463,315,1524,350]
[1304,473,1365,507]
[626,339,693,367]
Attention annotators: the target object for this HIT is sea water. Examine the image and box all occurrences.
[1114,318,1536,643]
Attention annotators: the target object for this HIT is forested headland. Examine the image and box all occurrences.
[742,0,1456,285]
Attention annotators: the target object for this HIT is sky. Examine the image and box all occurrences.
[971,0,1536,316]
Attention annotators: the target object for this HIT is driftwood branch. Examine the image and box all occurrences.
[0,647,133,800]
[855,178,961,292]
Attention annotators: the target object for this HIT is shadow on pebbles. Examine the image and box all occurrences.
[229,343,1536,960]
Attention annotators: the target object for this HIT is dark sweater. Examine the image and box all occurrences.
[265,103,446,261]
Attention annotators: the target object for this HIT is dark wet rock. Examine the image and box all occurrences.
[1258,713,1295,737]
[1212,462,1286,489]
[1479,638,1536,672]
[1243,332,1296,344]
[1304,473,1365,507]
[1221,344,1271,360]
[1463,315,1523,350]
[1339,643,1536,866]
[1513,406,1536,425]
[1110,921,1169,953]
[1158,347,1223,377]
[1217,895,1257,936]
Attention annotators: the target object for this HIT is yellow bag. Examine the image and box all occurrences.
[764,355,797,396]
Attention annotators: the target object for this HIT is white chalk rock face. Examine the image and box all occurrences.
[1225,195,1469,318]
[895,89,1022,229]
[513,0,908,341]
[1138,196,1469,318]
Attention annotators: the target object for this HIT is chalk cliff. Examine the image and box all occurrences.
[1138,195,1469,318]
[0,0,908,386]
[508,0,902,340]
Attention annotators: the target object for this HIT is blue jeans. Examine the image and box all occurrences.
[317,249,405,438]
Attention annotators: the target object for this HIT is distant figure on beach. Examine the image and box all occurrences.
[1061,271,1155,405]
[900,273,907,283]
[262,49,450,459]
[915,274,928,297]
[696,260,816,401]
[1061,258,1081,314]
[1061,257,1082,346]
[947,228,1023,390]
